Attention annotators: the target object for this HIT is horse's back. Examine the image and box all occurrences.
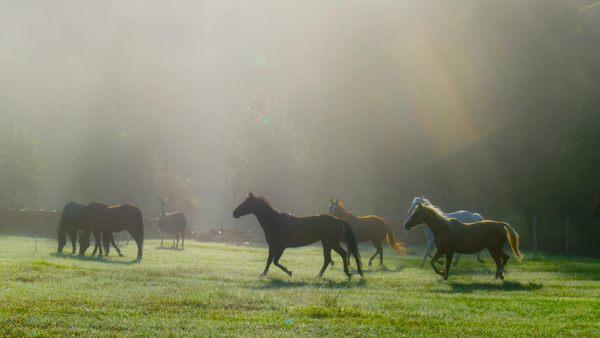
[277,213,345,247]
[340,214,388,242]
[159,212,187,232]
[447,210,484,223]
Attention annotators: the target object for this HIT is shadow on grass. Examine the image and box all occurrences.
[50,252,140,265]
[445,281,543,293]
[253,276,367,290]
[155,246,185,251]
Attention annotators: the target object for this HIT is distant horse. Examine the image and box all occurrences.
[158,199,187,249]
[79,203,144,260]
[404,201,522,280]
[57,202,86,254]
[329,199,406,267]
[407,197,485,268]
[233,193,363,278]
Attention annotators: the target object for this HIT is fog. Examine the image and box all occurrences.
[1,0,599,238]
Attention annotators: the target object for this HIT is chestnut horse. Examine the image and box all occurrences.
[404,201,522,280]
[329,199,406,267]
[233,193,363,278]
[79,203,144,260]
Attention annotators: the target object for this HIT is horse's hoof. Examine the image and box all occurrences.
[287,271,293,277]
[118,254,124,257]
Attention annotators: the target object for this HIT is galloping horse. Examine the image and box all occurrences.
[407,197,484,268]
[233,193,363,278]
[158,199,187,249]
[404,201,522,280]
[79,203,144,260]
[329,199,406,267]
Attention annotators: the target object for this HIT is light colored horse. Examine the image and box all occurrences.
[407,197,485,268]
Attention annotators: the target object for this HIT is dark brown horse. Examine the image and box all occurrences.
[57,202,86,254]
[233,193,363,278]
[158,199,187,249]
[329,199,406,267]
[404,201,522,280]
[79,203,144,260]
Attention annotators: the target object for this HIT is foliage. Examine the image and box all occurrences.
[155,162,200,216]
[0,116,46,209]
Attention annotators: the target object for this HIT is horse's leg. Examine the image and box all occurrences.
[443,252,454,280]
[110,233,123,257]
[331,243,350,278]
[181,230,185,249]
[378,240,384,266]
[103,232,111,256]
[261,246,275,277]
[273,247,292,277]
[500,250,509,268]
[318,244,332,277]
[488,248,503,280]
[69,231,77,254]
[477,252,485,263]
[420,239,435,268]
[430,249,445,276]
[160,232,164,247]
[368,241,379,267]
[127,228,143,260]
[175,232,180,249]
[453,254,461,267]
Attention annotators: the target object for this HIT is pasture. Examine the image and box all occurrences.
[0,236,598,337]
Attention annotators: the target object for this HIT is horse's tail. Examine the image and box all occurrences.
[385,223,407,256]
[502,222,523,261]
[343,222,363,276]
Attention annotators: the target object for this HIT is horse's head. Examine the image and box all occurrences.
[329,199,343,216]
[404,201,426,230]
[233,192,265,219]
[57,228,67,253]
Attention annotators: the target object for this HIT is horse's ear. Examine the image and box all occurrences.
[248,192,254,198]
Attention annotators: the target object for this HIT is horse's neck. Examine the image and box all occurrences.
[423,209,450,237]
[254,206,279,231]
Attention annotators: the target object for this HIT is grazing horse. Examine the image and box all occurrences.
[233,193,363,278]
[57,202,86,254]
[79,203,144,260]
[407,197,484,268]
[329,199,406,267]
[158,199,187,249]
[404,201,522,280]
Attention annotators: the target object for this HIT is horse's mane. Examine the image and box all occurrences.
[418,199,450,224]
[255,195,277,212]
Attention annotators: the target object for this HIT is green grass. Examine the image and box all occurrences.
[0,236,599,337]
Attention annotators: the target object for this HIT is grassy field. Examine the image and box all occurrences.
[0,236,598,337]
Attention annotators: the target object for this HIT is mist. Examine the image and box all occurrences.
[1,0,599,252]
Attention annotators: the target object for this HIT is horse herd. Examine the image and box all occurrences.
[233,193,522,280]
[56,193,523,281]
[56,200,187,261]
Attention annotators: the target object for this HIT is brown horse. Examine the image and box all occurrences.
[233,193,363,278]
[404,201,522,280]
[57,202,86,254]
[158,199,187,249]
[79,203,144,260]
[329,199,406,267]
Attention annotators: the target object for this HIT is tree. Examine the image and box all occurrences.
[69,115,155,208]
[0,115,46,208]
[155,162,200,216]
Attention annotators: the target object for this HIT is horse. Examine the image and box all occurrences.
[79,203,144,260]
[407,197,485,268]
[57,201,86,254]
[233,193,363,278]
[158,199,187,249]
[329,199,406,267]
[404,201,522,280]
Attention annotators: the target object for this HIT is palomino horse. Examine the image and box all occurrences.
[233,193,363,278]
[407,197,484,268]
[158,199,187,249]
[79,203,144,260]
[329,199,406,267]
[404,201,522,280]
